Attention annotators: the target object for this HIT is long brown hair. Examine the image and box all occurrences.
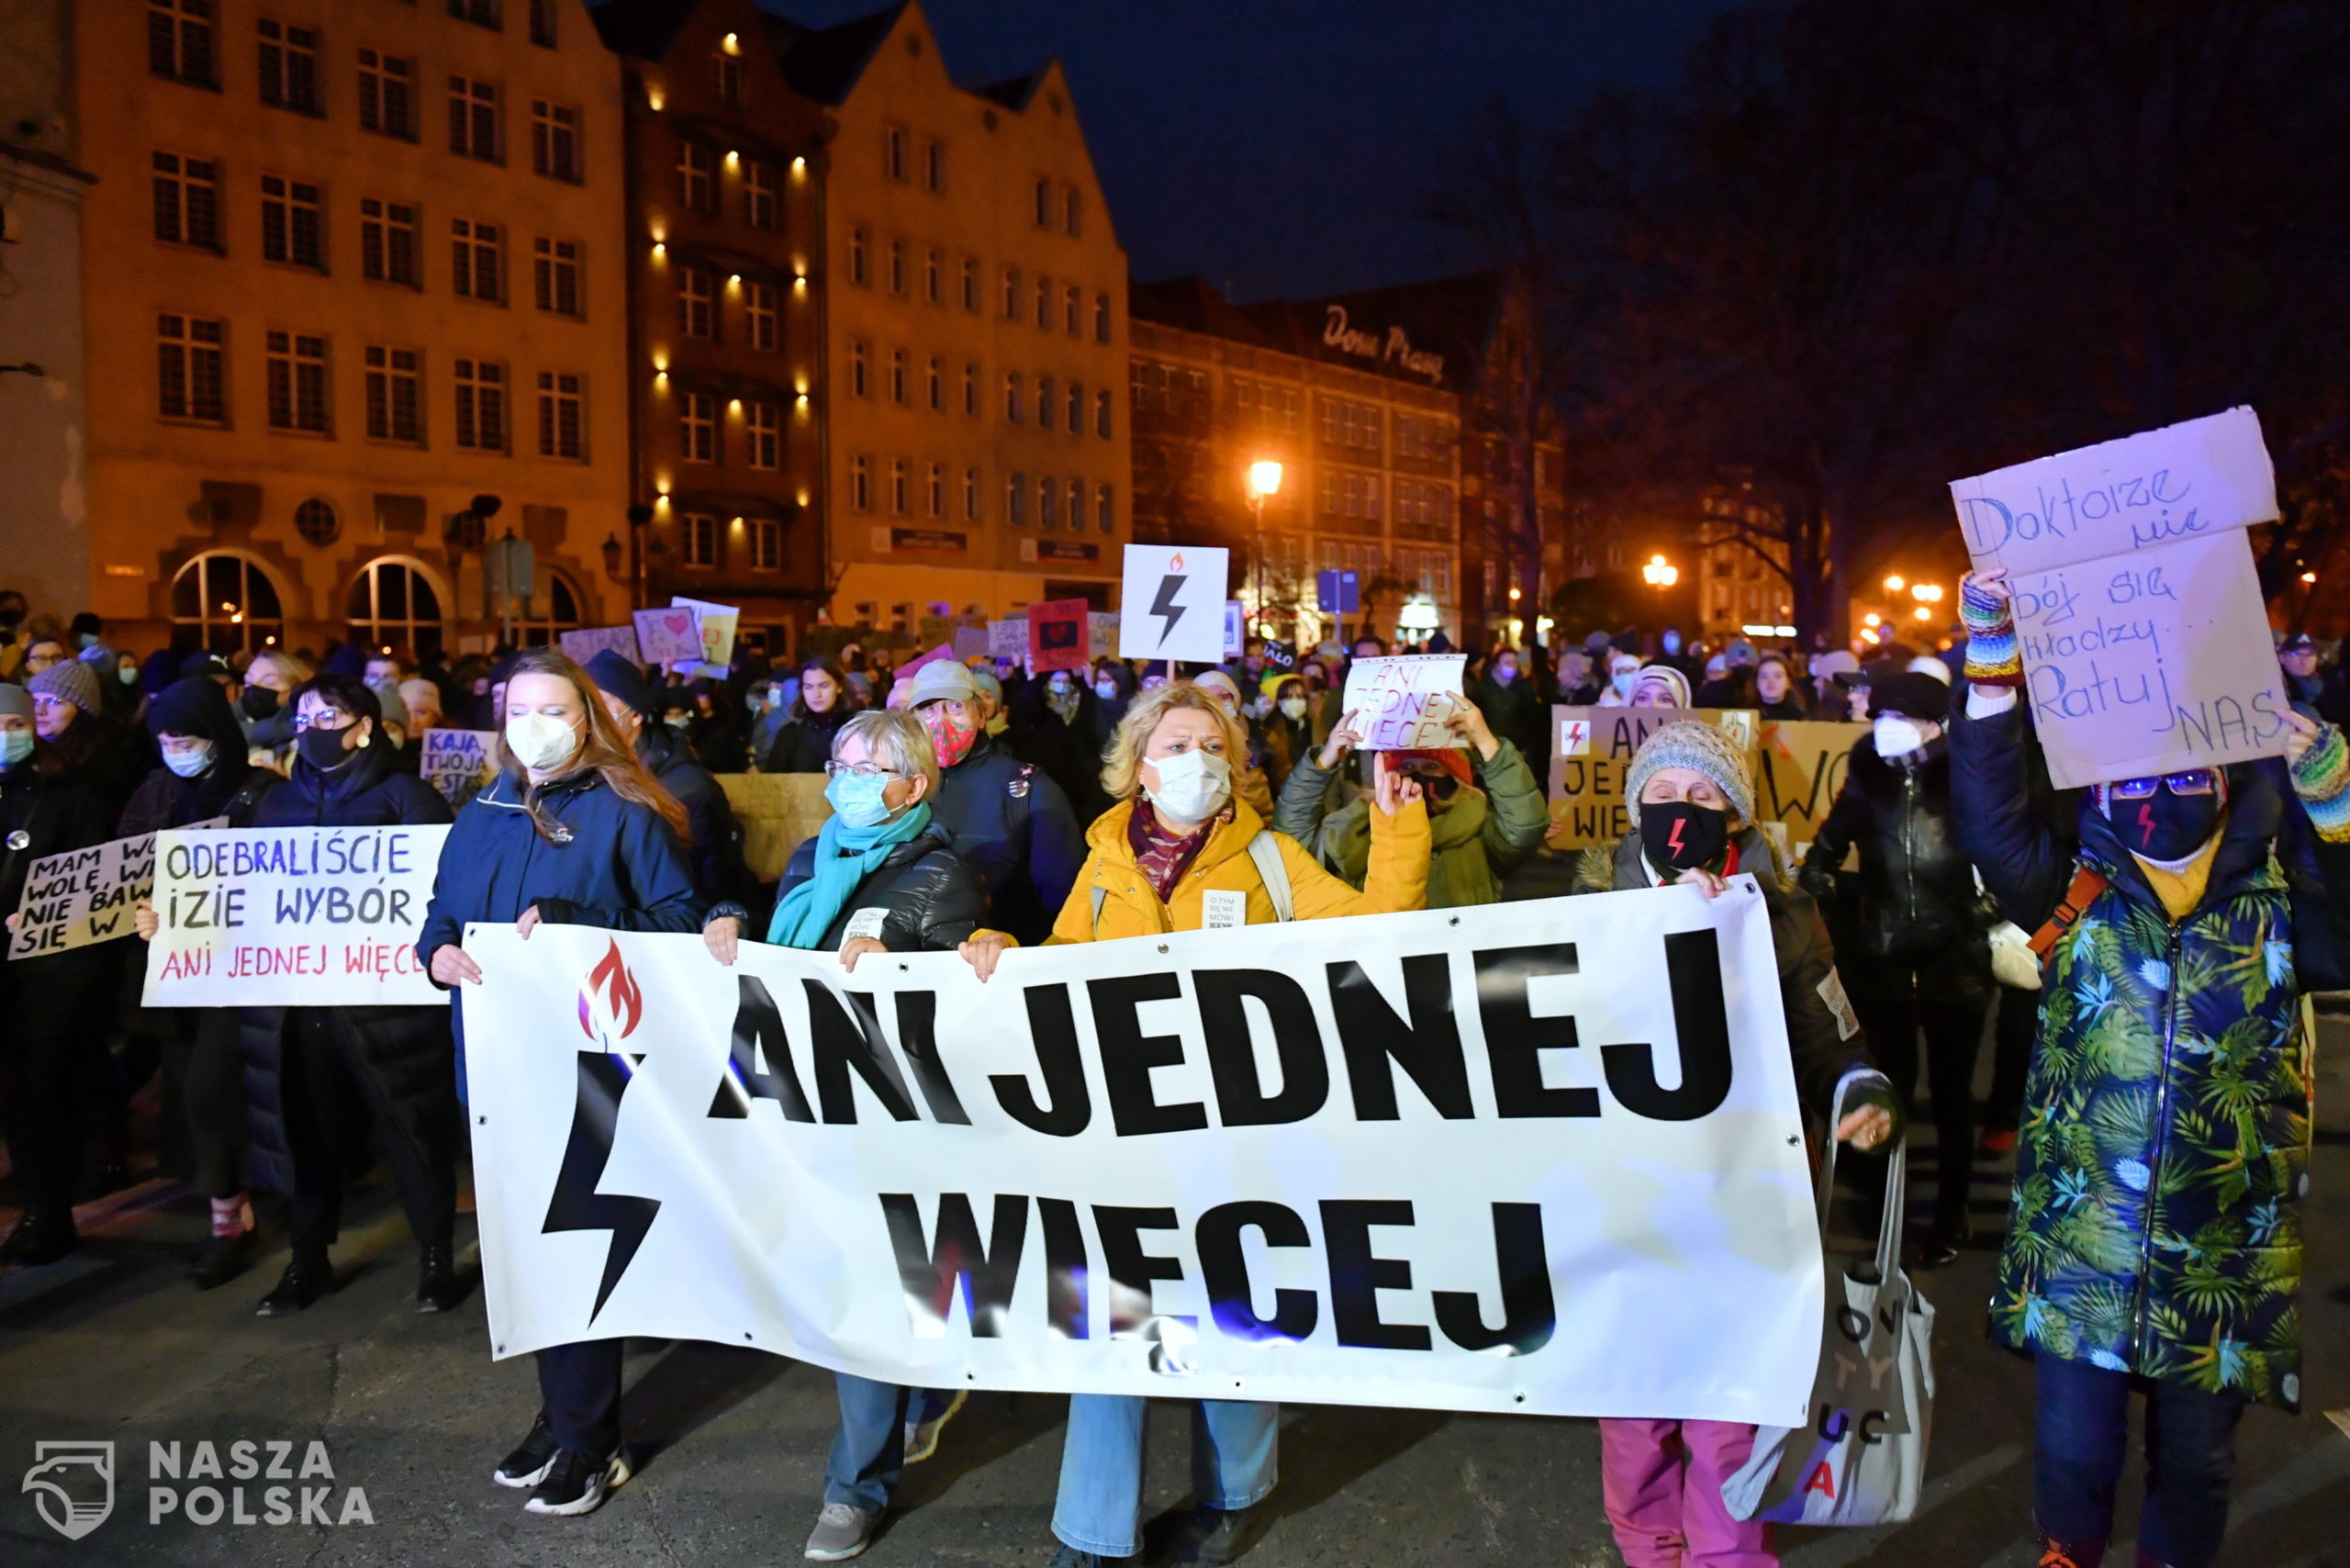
[491,648,691,845]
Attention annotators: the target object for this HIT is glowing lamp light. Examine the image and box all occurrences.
[647,88,665,111]
[1861,627,1882,644]
[728,398,743,412]
[726,151,741,167]
[1911,582,1944,603]
[1885,574,1906,591]
[722,31,740,52]
[791,156,807,174]
[1246,460,1283,499]
[1913,605,1932,621]
[1642,554,1678,588]
[2302,571,2319,585]
[1864,612,1882,627]
[651,242,666,260]
[727,274,742,287]
[1508,587,1522,602]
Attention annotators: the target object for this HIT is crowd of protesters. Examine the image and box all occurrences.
[3,578,2346,1568]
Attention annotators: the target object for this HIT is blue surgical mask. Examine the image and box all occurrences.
[824,769,897,828]
[0,730,32,768]
[163,742,215,778]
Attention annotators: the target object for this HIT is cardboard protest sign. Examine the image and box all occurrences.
[1118,544,1230,663]
[1547,707,1759,851]
[421,729,499,808]
[670,596,740,666]
[142,825,450,1005]
[716,772,834,882]
[1089,611,1120,660]
[632,606,703,666]
[953,626,990,662]
[1339,655,1467,750]
[1027,599,1091,675]
[1950,407,2289,789]
[1754,721,1863,868]
[988,618,1028,662]
[8,831,157,958]
[558,625,640,667]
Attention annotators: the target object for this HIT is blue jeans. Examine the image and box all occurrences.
[2034,1351,2246,1568]
[1052,1394,1279,1559]
[825,1373,908,1511]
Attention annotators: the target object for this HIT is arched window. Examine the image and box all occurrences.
[170,553,285,654]
[346,557,445,656]
[514,571,585,647]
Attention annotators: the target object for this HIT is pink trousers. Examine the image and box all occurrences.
[1598,1417,1776,1568]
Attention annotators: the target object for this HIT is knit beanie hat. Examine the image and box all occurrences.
[1624,721,1755,826]
[585,649,655,716]
[368,678,409,731]
[0,684,32,722]
[28,657,101,715]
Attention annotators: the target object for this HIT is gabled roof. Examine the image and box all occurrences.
[589,0,701,62]
[763,3,907,106]
[972,72,1040,110]
[1129,276,1274,347]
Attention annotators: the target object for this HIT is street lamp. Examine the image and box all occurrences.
[1884,574,1905,592]
[1910,582,1944,603]
[1642,554,1678,588]
[1245,459,1283,626]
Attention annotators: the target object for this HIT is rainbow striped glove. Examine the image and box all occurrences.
[2289,720,2350,842]
[1960,573,2022,687]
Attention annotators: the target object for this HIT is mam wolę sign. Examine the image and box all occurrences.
[1950,406,2288,790]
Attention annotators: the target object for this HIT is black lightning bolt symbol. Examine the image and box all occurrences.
[541,1051,661,1323]
[1150,574,1188,645]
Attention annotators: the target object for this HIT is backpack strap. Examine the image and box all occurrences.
[1246,831,1294,923]
[2028,863,2109,958]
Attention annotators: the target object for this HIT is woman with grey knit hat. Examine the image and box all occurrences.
[1569,719,1898,1568]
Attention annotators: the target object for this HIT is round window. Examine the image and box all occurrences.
[294,497,341,545]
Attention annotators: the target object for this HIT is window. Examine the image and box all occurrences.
[1321,397,1383,455]
[448,76,499,162]
[850,454,871,510]
[150,1,216,87]
[359,198,419,287]
[1007,472,1027,525]
[1033,177,1052,228]
[157,313,226,422]
[532,237,580,316]
[1097,483,1114,534]
[679,392,717,464]
[962,362,978,416]
[1035,275,1049,329]
[677,141,713,210]
[260,175,323,271]
[1067,380,1082,431]
[1039,473,1058,529]
[1067,478,1085,533]
[926,462,944,518]
[1002,265,1020,319]
[364,345,422,443]
[888,348,908,405]
[452,218,500,302]
[257,19,319,114]
[1065,189,1082,236]
[358,50,415,138]
[924,248,941,304]
[744,281,778,350]
[677,267,714,339]
[531,101,580,182]
[925,357,942,411]
[1317,468,1383,523]
[883,125,905,182]
[923,138,944,193]
[963,467,979,521]
[151,152,220,250]
[744,161,776,230]
[1095,388,1112,439]
[453,358,506,452]
[173,554,284,654]
[848,340,869,398]
[887,239,906,296]
[530,0,556,48]
[294,498,339,545]
[264,330,329,433]
[1064,285,1080,336]
[1004,373,1023,424]
[1037,375,1055,431]
[1095,292,1112,343]
[744,402,779,469]
[711,53,741,106]
[349,559,444,656]
[678,513,717,567]
[746,517,781,570]
[447,0,500,28]
[848,227,868,286]
[960,257,979,313]
[536,372,583,459]
[890,459,908,514]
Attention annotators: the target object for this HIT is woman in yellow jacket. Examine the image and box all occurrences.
[965,679,1429,1567]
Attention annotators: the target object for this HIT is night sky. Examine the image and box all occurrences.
[759,0,1749,303]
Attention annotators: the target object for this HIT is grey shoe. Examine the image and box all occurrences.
[1046,1548,1105,1568]
[804,1502,882,1561]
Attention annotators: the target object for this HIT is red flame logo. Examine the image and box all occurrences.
[1170,553,1186,571]
[578,938,643,1042]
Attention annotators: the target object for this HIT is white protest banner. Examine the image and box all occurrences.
[1119,544,1230,663]
[142,826,450,1005]
[8,832,157,958]
[670,596,741,666]
[1950,407,2289,788]
[632,606,703,666]
[988,617,1028,662]
[420,728,498,808]
[559,625,641,667]
[1339,655,1467,750]
[462,887,1822,1423]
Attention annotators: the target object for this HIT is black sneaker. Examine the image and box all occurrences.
[523,1448,630,1517]
[492,1416,559,1489]
[0,1208,77,1267]
[1174,1505,1262,1564]
[187,1227,252,1290]
[416,1244,465,1313]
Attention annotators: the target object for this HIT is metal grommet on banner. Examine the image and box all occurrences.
[1157,944,1169,953]
[1513,1393,1526,1404]
[1448,916,1460,925]
[478,1115,487,1126]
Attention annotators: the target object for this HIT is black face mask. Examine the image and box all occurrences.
[1641,801,1729,873]
[2115,787,2221,861]
[297,724,357,772]
[241,685,281,720]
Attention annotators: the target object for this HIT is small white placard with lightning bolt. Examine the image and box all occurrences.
[1119,544,1230,664]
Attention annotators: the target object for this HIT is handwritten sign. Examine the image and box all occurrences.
[1951,408,2288,789]
[989,618,1028,662]
[670,596,740,666]
[8,832,157,958]
[953,626,990,661]
[1339,655,1467,750]
[558,625,640,667]
[1547,707,1758,851]
[1090,611,1121,660]
[142,825,450,1006]
[632,606,702,666]
[1028,599,1091,675]
[1754,721,1863,865]
[716,772,834,882]
[421,729,499,808]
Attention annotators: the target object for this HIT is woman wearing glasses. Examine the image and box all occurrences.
[1953,569,2350,1568]
[699,708,999,1563]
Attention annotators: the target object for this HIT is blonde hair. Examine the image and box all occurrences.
[837,709,939,797]
[1100,680,1247,801]
[248,648,314,689]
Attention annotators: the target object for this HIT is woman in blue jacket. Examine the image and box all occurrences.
[416,648,704,1520]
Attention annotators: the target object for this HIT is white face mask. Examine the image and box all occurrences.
[1610,669,1638,696]
[162,741,214,778]
[1279,697,1308,721]
[506,711,581,773]
[1146,747,1232,822]
[1874,715,1927,758]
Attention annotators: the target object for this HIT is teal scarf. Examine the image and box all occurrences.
[765,802,933,949]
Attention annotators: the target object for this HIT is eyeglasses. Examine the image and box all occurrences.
[292,710,352,733]
[2109,770,2219,800]
[822,760,903,779]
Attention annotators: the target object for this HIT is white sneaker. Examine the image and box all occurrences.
[804,1501,881,1560]
[521,1449,630,1517]
[902,1386,968,1464]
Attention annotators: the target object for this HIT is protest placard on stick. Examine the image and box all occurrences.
[1027,599,1091,674]
[669,596,740,666]
[1339,655,1467,750]
[1118,544,1228,663]
[632,606,703,666]
[420,728,499,808]
[989,617,1028,663]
